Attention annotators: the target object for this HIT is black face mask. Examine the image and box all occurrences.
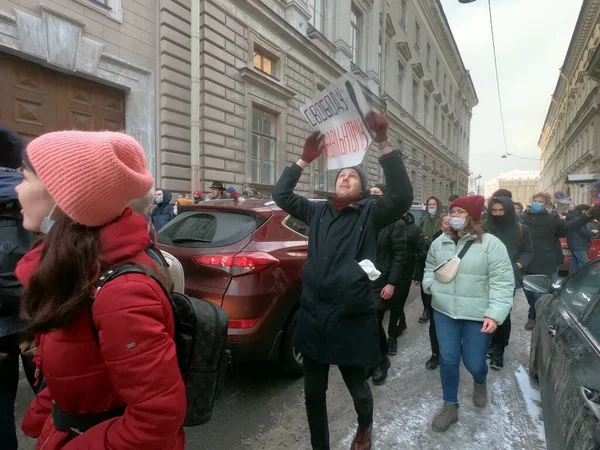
[489,212,512,224]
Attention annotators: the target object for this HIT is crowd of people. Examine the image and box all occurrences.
[1,114,600,450]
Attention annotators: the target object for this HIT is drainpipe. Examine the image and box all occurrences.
[379,0,387,100]
[190,0,201,194]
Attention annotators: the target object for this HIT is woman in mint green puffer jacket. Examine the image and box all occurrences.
[422,195,514,434]
[423,231,515,325]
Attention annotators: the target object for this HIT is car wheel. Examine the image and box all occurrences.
[529,324,539,381]
[281,309,303,377]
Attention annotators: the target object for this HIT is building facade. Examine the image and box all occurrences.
[0,0,477,201]
[539,0,600,206]
[484,170,540,206]
[0,0,157,171]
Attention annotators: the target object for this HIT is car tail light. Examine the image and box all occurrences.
[228,318,259,329]
[193,252,279,276]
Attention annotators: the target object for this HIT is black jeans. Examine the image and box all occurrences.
[304,356,373,450]
[0,340,19,450]
[491,313,511,348]
[421,285,439,355]
[377,310,388,358]
[388,280,412,338]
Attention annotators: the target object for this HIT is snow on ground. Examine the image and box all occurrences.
[246,289,547,450]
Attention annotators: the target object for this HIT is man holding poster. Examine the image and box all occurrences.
[273,111,413,450]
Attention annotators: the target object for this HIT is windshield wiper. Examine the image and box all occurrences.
[170,237,212,243]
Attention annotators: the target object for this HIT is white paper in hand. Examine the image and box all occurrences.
[358,259,381,281]
[300,73,372,171]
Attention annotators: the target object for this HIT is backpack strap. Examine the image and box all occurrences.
[457,239,475,259]
[88,264,170,345]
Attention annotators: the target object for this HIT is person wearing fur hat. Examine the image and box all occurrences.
[273,111,413,450]
[0,127,37,449]
[423,195,514,433]
[14,131,186,450]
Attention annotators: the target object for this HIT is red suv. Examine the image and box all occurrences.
[157,199,314,376]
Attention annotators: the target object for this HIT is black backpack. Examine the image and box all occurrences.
[90,254,230,426]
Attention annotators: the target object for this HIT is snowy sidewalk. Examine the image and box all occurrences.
[244,289,547,450]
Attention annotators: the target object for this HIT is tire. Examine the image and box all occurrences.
[281,309,304,377]
[529,325,539,381]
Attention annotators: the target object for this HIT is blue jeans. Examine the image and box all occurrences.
[569,250,589,274]
[433,311,493,404]
[524,288,540,321]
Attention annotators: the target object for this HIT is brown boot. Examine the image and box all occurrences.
[350,424,372,450]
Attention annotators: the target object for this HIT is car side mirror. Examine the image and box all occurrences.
[523,275,552,295]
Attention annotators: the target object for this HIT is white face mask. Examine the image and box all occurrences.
[450,217,467,231]
[40,204,57,235]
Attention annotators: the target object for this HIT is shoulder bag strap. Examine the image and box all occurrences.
[457,239,475,259]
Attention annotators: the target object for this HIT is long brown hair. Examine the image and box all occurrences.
[448,216,484,243]
[20,152,103,334]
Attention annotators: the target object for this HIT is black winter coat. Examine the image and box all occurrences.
[521,210,591,276]
[402,213,426,282]
[414,229,443,282]
[372,219,406,311]
[483,197,534,288]
[566,210,595,251]
[273,151,413,367]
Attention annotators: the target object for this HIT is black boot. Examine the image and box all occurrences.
[486,345,493,360]
[419,309,431,324]
[490,345,505,371]
[426,354,439,370]
[387,336,398,356]
[372,357,391,385]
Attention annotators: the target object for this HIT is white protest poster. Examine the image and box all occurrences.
[299,73,372,171]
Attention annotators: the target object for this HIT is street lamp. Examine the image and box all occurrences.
[458,0,478,3]
[501,153,513,159]
[476,174,482,195]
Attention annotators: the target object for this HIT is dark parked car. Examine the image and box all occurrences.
[157,199,315,376]
[524,264,600,450]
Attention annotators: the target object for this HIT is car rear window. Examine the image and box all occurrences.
[158,211,263,248]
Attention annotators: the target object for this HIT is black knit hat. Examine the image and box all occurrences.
[336,166,368,192]
[0,127,24,169]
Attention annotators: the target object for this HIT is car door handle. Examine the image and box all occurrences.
[578,386,600,422]
[547,325,557,337]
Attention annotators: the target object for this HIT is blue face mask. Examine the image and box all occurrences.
[156,196,163,204]
[428,208,437,216]
[531,202,544,213]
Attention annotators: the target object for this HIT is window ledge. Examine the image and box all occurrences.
[72,0,122,23]
[240,66,296,100]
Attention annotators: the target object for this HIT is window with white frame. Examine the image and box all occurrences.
[412,79,419,118]
[351,7,362,65]
[426,42,431,67]
[309,0,326,33]
[253,49,276,77]
[424,92,431,131]
[433,105,439,138]
[398,62,405,105]
[415,22,421,51]
[378,39,382,75]
[314,153,329,191]
[400,0,407,26]
[251,108,277,185]
[435,59,440,81]
[449,85,453,104]
[443,73,447,93]
[78,0,122,21]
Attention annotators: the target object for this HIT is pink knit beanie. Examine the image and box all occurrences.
[26,131,154,227]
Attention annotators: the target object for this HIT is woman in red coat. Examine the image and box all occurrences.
[14,131,186,449]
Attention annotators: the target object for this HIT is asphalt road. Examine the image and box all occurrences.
[16,287,546,449]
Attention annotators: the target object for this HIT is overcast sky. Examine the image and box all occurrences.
[440,0,584,183]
